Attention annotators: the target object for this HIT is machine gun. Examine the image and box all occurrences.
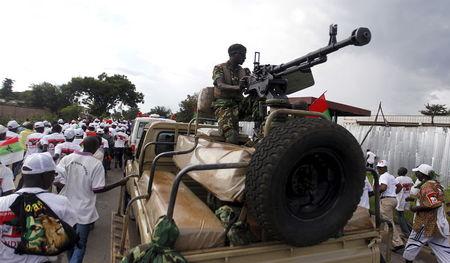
[244,24,371,100]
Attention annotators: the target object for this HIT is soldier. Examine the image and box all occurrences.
[212,43,251,144]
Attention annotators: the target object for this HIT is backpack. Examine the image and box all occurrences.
[4,191,79,256]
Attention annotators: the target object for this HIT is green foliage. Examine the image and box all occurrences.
[24,82,71,113]
[176,93,197,123]
[66,73,144,116]
[149,106,172,118]
[122,107,141,120]
[59,104,84,121]
[420,103,449,124]
[0,78,14,99]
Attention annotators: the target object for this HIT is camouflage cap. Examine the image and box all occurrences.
[228,43,246,55]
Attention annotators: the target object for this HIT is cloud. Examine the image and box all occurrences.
[0,0,449,115]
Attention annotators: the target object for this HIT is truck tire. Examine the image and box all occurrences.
[245,118,365,246]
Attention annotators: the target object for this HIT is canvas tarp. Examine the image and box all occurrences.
[138,171,225,251]
[173,135,253,202]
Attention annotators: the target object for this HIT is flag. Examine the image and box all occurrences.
[0,137,24,165]
[308,93,331,120]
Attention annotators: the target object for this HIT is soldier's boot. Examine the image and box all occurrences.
[224,130,239,144]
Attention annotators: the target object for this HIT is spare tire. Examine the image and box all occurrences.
[245,118,365,246]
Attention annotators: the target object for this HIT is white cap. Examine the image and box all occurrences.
[34,121,44,128]
[58,119,64,124]
[74,128,84,137]
[412,164,433,176]
[88,123,96,128]
[0,125,6,134]
[64,129,75,140]
[7,120,19,129]
[22,153,56,175]
[376,160,388,168]
[96,128,104,134]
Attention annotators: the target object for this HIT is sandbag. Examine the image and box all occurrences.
[138,171,225,251]
[343,206,374,232]
[173,135,253,202]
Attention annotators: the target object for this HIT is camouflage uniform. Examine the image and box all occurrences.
[212,61,250,144]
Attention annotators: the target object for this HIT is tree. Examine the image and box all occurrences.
[25,82,71,113]
[149,106,172,118]
[66,73,144,116]
[122,106,141,120]
[176,93,197,122]
[0,78,14,99]
[420,103,449,124]
[59,104,85,121]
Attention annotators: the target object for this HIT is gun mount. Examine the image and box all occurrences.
[246,25,371,100]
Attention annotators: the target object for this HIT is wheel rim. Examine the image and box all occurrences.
[285,148,345,220]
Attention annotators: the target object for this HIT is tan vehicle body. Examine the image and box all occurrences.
[119,121,381,263]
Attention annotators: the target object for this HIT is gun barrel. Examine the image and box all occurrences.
[271,27,371,74]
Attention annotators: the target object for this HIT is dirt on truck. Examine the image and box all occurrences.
[111,25,384,263]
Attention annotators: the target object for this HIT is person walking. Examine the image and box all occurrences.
[366,149,376,168]
[0,152,77,263]
[25,122,46,158]
[403,164,450,263]
[377,160,404,251]
[55,136,105,263]
[114,127,128,169]
[395,167,414,236]
[53,129,82,163]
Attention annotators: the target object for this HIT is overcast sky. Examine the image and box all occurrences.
[1,0,449,115]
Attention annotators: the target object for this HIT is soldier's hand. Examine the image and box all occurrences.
[239,77,249,90]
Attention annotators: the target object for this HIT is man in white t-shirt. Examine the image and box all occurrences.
[114,127,129,169]
[25,122,46,158]
[56,136,105,263]
[0,163,15,196]
[6,120,20,140]
[53,129,82,163]
[377,160,404,251]
[366,149,376,168]
[403,164,450,263]
[395,167,414,236]
[40,123,66,157]
[56,136,129,262]
[72,128,84,146]
[0,153,77,263]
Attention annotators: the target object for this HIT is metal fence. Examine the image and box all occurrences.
[344,124,450,187]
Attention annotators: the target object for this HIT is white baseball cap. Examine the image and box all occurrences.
[74,128,84,137]
[22,153,56,175]
[376,160,388,168]
[34,121,45,128]
[64,129,76,139]
[412,164,433,176]
[7,120,19,129]
[96,128,104,134]
[0,125,6,134]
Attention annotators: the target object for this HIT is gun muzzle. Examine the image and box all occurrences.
[351,27,371,46]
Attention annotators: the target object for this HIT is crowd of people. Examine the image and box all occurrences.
[362,150,450,263]
[0,118,131,263]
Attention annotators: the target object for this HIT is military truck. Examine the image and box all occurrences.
[111,25,387,262]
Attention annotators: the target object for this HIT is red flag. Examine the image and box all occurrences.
[308,93,331,119]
